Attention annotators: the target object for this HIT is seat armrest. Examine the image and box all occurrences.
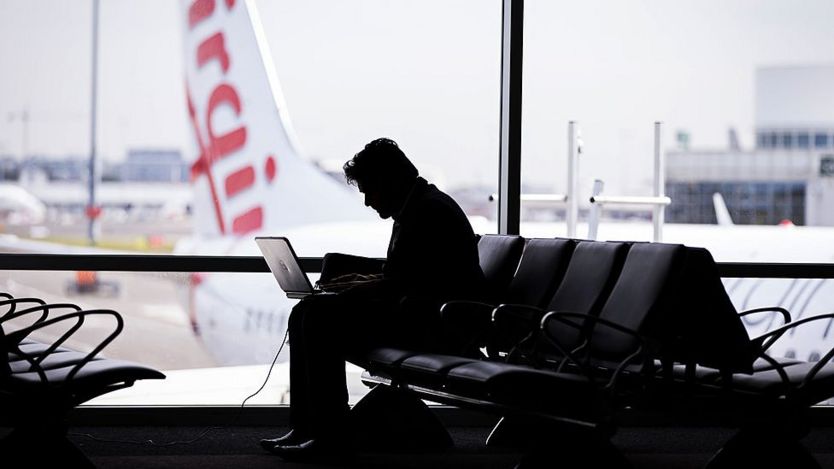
[0,297,47,322]
[488,304,547,361]
[8,309,124,382]
[491,303,545,323]
[541,311,651,391]
[440,300,495,319]
[437,301,497,357]
[751,312,834,352]
[1,303,83,342]
[739,306,791,328]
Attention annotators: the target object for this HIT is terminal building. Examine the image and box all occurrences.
[666,65,834,226]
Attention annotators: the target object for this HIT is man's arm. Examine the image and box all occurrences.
[319,252,385,284]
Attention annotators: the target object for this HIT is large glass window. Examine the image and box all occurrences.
[725,276,834,364]
[521,0,834,253]
[521,0,834,370]
[0,0,500,258]
[0,0,501,406]
[0,267,388,406]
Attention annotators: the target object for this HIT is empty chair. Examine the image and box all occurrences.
[396,240,627,389]
[441,240,640,400]
[392,238,579,387]
[412,242,690,460]
[0,302,165,466]
[441,237,576,358]
[490,240,630,361]
[667,247,795,383]
[1,297,85,360]
[643,248,826,468]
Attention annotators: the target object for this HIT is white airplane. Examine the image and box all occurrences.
[0,184,46,225]
[178,0,390,366]
[176,0,834,368]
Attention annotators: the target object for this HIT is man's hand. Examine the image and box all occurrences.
[329,273,382,283]
[316,273,383,293]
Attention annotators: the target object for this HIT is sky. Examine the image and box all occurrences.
[1,0,833,196]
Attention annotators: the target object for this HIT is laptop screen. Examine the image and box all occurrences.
[255,237,314,299]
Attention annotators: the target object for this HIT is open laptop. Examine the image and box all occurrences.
[255,236,319,299]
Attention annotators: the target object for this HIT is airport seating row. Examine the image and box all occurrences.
[0,293,165,466]
[352,235,832,468]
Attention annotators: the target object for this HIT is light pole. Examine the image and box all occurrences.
[87,0,100,245]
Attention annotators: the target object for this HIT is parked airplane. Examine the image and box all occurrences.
[175,0,834,369]
[0,184,46,225]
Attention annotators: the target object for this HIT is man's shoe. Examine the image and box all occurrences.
[267,437,354,463]
[259,429,309,451]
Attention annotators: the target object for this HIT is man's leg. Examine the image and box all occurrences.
[268,294,410,460]
[268,294,358,445]
[298,295,352,438]
[266,293,366,461]
[260,299,312,449]
[287,299,312,433]
[290,294,436,433]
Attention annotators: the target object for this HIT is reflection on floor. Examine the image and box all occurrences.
[89,363,370,406]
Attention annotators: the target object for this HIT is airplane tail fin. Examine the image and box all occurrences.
[181,0,372,238]
[712,192,734,226]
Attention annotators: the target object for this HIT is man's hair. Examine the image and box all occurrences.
[343,138,418,187]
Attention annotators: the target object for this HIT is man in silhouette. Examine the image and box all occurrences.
[261,138,485,461]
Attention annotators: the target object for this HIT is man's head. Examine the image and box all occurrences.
[343,138,419,219]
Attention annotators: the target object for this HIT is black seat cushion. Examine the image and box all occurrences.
[398,353,480,386]
[445,360,531,398]
[672,356,803,383]
[8,350,90,373]
[728,362,834,404]
[14,342,74,355]
[9,359,165,391]
[360,347,419,369]
[446,361,597,416]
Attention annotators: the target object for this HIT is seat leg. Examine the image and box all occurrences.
[707,427,820,469]
[347,384,453,452]
[512,425,631,469]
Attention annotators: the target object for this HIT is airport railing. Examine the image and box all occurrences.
[1,253,834,279]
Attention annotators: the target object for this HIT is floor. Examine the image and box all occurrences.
[34,423,834,468]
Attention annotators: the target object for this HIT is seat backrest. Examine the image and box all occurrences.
[477,234,525,304]
[674,247,754,373]
[504,238,576,307]
[587,242,686,364]
[542,241,631,349]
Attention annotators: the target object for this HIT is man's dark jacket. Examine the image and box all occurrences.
[381,177,485,304]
